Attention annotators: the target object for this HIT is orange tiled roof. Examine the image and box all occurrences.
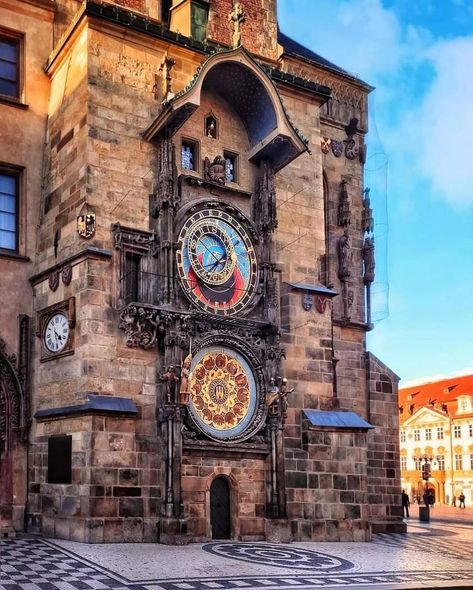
[399,374,473,418]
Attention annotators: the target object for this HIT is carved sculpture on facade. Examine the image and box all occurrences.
[203,155,226,185]
[0,331,30,456]
[337,180,351,227]
[254,159,277,235]
[228,1,246,48]
[337,229,352,280]
[361,188,374,234]
[160,54,176,103]
[179,354,192,405]
[362,237,375,285]
[337,229,352,320]
[162,365,178,404]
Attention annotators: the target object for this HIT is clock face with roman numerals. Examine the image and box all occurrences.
[44,313,70,353]
[176,208,258,315]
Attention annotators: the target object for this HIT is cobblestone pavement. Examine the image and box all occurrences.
[1,522,473,590]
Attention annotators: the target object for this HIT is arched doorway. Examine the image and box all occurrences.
[210,477,231,539]
[0,340,27,533]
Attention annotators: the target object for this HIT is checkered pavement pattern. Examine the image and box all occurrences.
[0,538,139,590]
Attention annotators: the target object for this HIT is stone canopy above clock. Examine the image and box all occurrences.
[144,47,326,172]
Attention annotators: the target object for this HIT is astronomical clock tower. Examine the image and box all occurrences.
[0,0,404,542]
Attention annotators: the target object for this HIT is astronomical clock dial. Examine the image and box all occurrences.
[44,313,69,353]
[188,346,258,441]
[176,208,258,315]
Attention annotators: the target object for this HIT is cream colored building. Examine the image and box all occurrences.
[399,375,473,505]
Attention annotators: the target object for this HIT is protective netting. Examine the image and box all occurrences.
[364,90,389,324]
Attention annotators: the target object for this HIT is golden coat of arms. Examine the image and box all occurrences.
[77,213,96,239]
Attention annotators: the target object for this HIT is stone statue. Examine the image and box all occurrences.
[362,237,375,285]
[204,155,226,185]
[266,377,294,417]
[162,365,178,404]
[337,229,352,280]
[228,1,246,48]
[179,354,192,405]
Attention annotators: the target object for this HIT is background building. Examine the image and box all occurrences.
[0,0,403,543]
[399,374,473,505]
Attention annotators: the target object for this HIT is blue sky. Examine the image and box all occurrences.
[278,0,473,385]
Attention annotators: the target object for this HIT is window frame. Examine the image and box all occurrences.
[0,26,25,106]
[454,453,463,471]
[181,138,199,173]
[0,163,22,256]
[224,150,238,184]
[425,427,432,441]
[437,426,444,440]
[454,425,461,438]
[414,428,420,441]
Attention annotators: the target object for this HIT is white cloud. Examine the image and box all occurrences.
[401,367,473,388]
[279,0,473,207]
[415,37,473,206]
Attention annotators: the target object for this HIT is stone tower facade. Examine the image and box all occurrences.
[0,0,404,542]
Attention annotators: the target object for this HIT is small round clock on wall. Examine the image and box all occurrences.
[44,312,70,353]
[37,297,75,362]
[176,207,258,316]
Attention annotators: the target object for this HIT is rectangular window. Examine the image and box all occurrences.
[400,430,406,442]
[0,169,19,252]
[470,454,473,470]
[47,435,72,484]
[454,454,463,470]
[400,456,407,471]
[437,455,445,470]
[191,1,209,43]
[125,252,141,303]
[425,428,432,440]
[437,426,444,439]
[181,140,197,171]
[414,429,420,441]
[454,425,461,438]
[0,33,20,99]
[469,424,473,437]
[414,458,422,470]
[224,152,237,183]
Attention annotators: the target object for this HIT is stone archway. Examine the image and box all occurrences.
[0,339,27,534]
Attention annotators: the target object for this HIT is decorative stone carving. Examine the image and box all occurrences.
[337,180,351,227]
[119,305,160,349]
[361,188,374,235]
[154,131,179,215]
[345,138,359,160]
[331,140,343,157]
[315,295,329,314]
[320,137,331,154]
[48,270,59,292]
[159,54,176,102]
[228,1,246,48]
[112,223,159,256]
[363,237,375,285]
[0,336,28,455]
[203,155,226,185]
[254,159,277,234]
[302,292,313,311]
[337,229,352,281]
[61,265,72,286]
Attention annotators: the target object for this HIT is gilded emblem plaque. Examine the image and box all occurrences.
[188,346,258,440]
[77,213,96,239]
